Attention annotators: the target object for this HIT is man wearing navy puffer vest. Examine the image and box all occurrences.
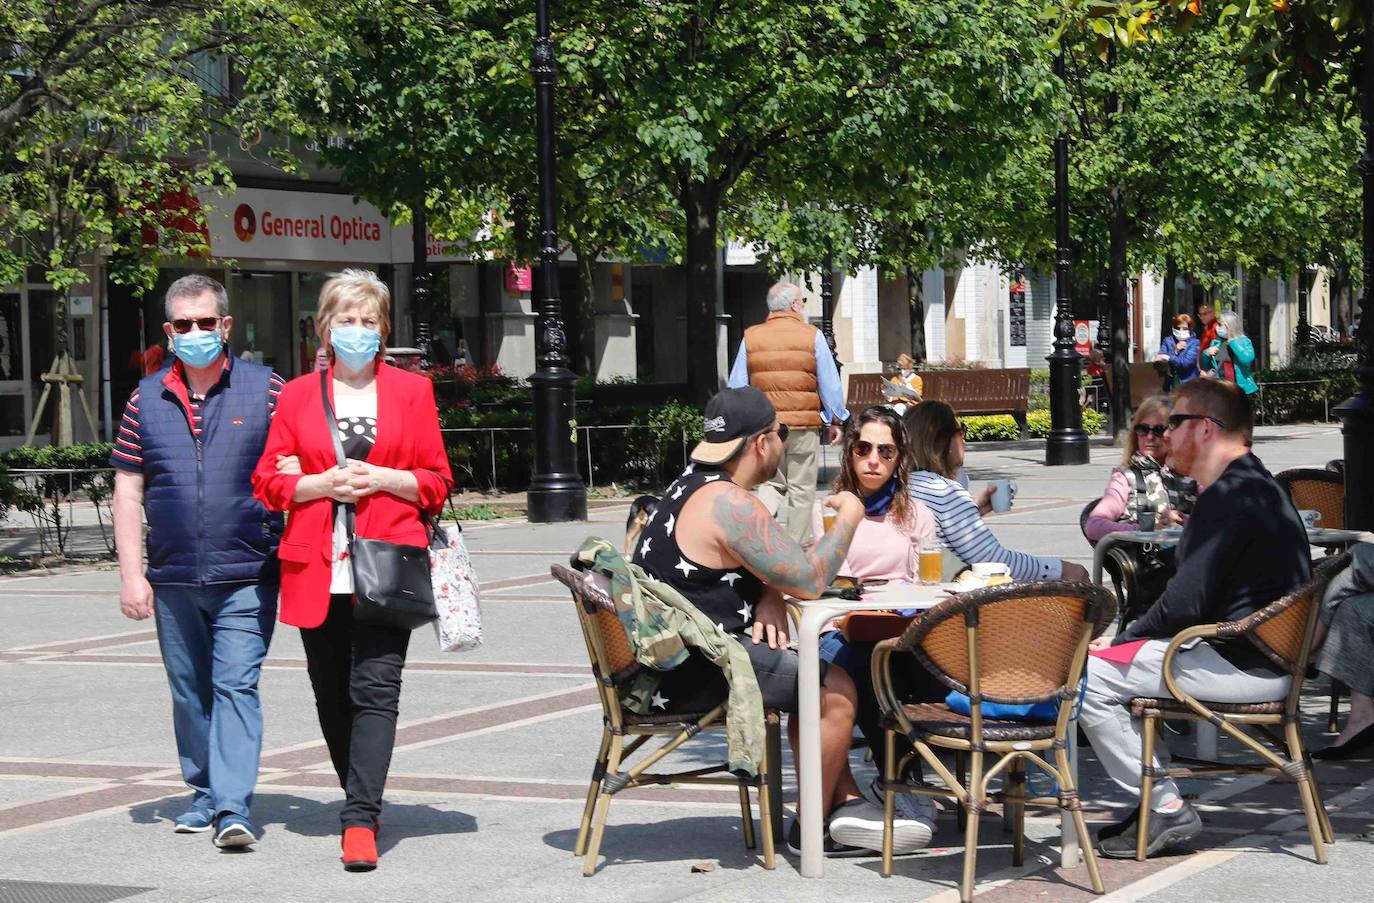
[111,275,285,849]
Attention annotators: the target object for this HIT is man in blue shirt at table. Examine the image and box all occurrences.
[728,281,849,546]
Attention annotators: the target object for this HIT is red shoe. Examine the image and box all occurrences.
[341,826,378,872]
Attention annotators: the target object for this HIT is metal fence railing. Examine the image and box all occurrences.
[2,467,116,557]
[442,424,695,492]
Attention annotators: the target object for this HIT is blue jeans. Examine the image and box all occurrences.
[154,583,277,819]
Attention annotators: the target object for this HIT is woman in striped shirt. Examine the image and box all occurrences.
[903,401,1088,583]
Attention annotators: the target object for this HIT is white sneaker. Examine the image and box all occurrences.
[828,799,934,855]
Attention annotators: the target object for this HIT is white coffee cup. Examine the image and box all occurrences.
[1299,509,1322,529]
[989,479,1017,513]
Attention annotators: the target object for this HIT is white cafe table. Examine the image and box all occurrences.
[1306,527,1374,548]
[787,582,947,878]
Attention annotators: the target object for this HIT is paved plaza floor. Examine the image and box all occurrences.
[1,423,1371,902]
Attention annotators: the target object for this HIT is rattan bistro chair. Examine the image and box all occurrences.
[1275,468,1347,731]
[872,581,1115,902]
[1276,467,1345,530]
[551,564,779,876]
[1129,553,1351,863]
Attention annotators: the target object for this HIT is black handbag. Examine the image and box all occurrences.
[321,369,437,630]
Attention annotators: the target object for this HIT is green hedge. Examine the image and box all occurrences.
[963,408,1105,441]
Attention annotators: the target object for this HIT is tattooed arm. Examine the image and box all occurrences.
[712,484,865,599]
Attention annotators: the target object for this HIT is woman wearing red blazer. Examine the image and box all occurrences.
[252,269,452,872]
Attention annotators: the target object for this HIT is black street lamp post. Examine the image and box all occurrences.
[526,0,587,523]
[820,249,840,371]
[1045,49,1090,466]
[1335,25,1374,533]
[1297,263,1312,351]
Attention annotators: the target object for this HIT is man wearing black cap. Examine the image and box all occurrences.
[632,386,926,855]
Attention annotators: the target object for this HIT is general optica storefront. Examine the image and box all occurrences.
[104,186,466,429]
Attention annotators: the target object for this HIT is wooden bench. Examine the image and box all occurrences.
[847,369,1032,438]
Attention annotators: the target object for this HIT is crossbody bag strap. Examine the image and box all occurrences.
[320,368,356,542]
[1131,463,1156,532]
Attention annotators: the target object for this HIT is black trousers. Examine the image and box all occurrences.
[299,594,411,828]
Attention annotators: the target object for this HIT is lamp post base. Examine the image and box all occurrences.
[527,477,588,523]
[1335,391,1374,532]
[528,368,588,523]
[1045,429,1091,466]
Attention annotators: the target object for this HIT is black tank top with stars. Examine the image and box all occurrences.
[631,463,763,633]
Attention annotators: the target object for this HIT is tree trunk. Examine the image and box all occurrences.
[906,265,927,363]
[682,181,722,404]
[1108,181,1131,441]
[1162,255,1178,338]
[572,247,598,377]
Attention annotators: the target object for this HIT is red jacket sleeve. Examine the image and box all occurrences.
[252,389,305,512]
[409,379,453,514]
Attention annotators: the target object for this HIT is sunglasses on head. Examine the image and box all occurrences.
[851,440,898,461]
[1167,413,1226,431]
[1134,423,1167,438]
[169,317,222,334]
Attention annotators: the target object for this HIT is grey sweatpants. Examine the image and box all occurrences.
[1079,640,1289,809]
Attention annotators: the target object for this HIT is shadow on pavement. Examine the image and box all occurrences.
[543,815,767,872]
[128,793,478,855]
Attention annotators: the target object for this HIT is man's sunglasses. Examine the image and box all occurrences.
[769,423,790,442]
[1167,413,1226,431]
[851,440,898,461]
[169,317,222,334]
[1134,423,1167,439]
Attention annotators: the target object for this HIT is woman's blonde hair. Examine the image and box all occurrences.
[316,269,392,354]
[1217,310,1244,339]
[1122,395,1172,466]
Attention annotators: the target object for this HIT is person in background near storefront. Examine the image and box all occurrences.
[727,280,848,546]
[1153,314,1200,390]
[1197,303,1218,350]
[252,269,452,873]
[111,274,285,849]
[1201,311,1257,396]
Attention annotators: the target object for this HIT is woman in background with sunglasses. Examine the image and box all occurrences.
[1082,397,1196,623]
[1083,396,1195,544]
[905,401,1088,583]
[807,405,943,855]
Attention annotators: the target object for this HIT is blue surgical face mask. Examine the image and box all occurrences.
[1173,329,1190,341]
[331,325,381,371]
[1216,326,1229,339]
[171,328,225,369]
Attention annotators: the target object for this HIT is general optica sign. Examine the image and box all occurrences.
[200,187,394,264]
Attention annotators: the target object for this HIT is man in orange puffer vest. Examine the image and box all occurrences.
[727,281,849,545]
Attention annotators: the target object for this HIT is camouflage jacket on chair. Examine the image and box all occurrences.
[574,537,764,777]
